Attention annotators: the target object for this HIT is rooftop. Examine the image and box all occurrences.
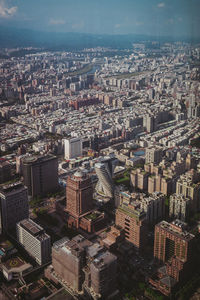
[118,203,146,220]
[0,182,26,195]
[157,220,194,241]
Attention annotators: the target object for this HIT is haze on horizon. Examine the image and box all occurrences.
[0,0,199,40]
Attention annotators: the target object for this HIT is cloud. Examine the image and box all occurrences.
[0,0,17,18]
[49,18,66,25]
[157,2,165,8]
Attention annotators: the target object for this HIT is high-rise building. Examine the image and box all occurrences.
[95,163,114,198]
[169,194,191,222]
[148,174,175,196]
[145,147,163,164]
[101,155,118,178]
[0,183,29,233]
[66,170,93,227]
[176,170,200,212]
[0,161,12,184]
[50,235,90,292]
[85,247,117,298]
[64,138,82,159]
[140,192,165,224]
[150,220,195,296]
[143,114,157,133]
[22,155,58,197]
[46,235,118,299]
[115,202,147,250]
[17,219,51,265]
[130,168,149,191]
[154,220,194,264]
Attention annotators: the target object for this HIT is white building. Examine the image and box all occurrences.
[95,163,114,198]
[17,219,51,265]
[64,137,82,159]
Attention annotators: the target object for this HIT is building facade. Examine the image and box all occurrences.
[22,155,58,197]
[150,220,195,296]
[0,183,29,233]
[64,137,82,159]
[17,219,51,265]
[115,202,147,250]
[95,163,114,198]
[169,194,191,222]
[145,147,163,164]
[66,170,93,219]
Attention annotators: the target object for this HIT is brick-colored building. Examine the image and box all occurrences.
[66,170,106,233]
[115,202,147,250]
[66,170,93,219]
[150,220,195,296]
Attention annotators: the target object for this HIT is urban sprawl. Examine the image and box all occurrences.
[0,43,200,300]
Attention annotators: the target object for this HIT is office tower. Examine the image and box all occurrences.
[17,219,51,265]
[86,249,117,298]
[145,147,163,164]
[143,114,157,133]
[187,95,200,119]
[16,154,29,175]
[46,235,118,299]
[148,88,155,100]
[51,235,91,292]
[66,170,106,233]
[176,170,200,212]
[0,183,29,233]
[66,170,93,226]
[64,137,82,159]
[95,162,114,198]
[116,202,147,250]
[169,194,191,222]
[22,155,58,197]
[150,220,195,296]
[185,153,197,171]
[90,134,99,151]
[0,161,11,184]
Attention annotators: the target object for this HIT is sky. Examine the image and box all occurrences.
[0,0,200,38]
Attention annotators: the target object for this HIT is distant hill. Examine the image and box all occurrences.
[0,26,198,50]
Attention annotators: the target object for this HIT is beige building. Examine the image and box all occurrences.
[145,147,163,164]
[130,168,149,191]
[176,170,200,212]
[148,174,176,196]
[169,194,191,221]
